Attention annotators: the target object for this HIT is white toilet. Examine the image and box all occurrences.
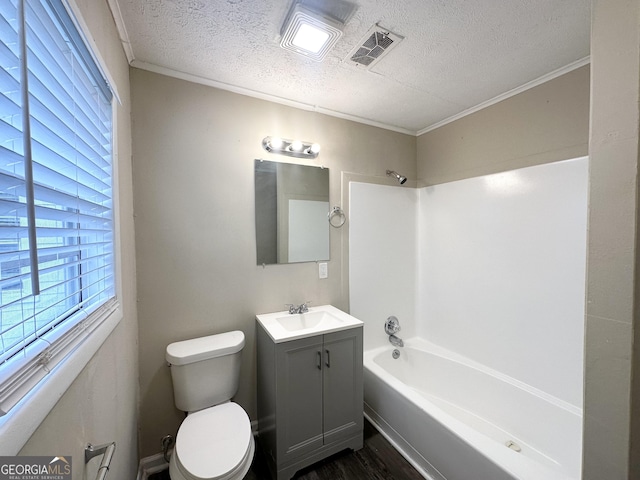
[166,330,254,480]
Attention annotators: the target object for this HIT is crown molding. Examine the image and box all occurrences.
[106,0,134,64]
[130,60,417,136]
[417,56,591,136]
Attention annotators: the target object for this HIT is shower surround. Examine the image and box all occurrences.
[349,157,588,479]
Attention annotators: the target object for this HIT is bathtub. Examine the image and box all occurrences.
[363,338,582,480]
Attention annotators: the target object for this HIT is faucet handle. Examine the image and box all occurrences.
[285,304,296,314]
[384,316,401,335]
[299,301,311,313]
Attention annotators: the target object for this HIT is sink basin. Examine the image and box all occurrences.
[276,311,344,332]
[256,305,363,343]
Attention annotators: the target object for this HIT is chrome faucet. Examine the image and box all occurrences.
[385,315,404,347]
[286,301,311,314]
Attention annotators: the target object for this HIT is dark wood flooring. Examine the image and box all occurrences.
[149,420,423,480]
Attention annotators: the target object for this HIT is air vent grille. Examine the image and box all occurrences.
[347,25,403,69]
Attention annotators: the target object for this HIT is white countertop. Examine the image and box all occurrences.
[256,304,363,343]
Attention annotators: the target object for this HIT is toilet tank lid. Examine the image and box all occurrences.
[166,330,245,365]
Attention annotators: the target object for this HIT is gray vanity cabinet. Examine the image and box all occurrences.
[276,334,324,459]
[257,324,363,480]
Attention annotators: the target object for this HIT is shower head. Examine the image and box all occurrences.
[386,170,407,185]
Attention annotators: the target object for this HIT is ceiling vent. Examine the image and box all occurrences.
[346,24,403,69]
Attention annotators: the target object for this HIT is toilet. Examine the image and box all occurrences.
[166,330,254,480]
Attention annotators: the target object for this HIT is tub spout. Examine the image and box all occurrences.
[389,334,404,347]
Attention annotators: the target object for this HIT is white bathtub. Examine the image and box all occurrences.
[363,338,582,480]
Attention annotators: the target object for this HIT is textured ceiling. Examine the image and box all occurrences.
[111,0,591,134]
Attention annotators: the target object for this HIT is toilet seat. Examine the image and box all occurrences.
[171,402,254,480]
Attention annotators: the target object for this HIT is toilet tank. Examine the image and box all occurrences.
[166,331,245,412]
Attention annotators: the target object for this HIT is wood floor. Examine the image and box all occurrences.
[149,419,424,480]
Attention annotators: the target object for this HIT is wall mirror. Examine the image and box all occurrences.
[255,159,330,265]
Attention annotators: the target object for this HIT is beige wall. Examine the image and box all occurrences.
[17,1,139,479]
[417,65,590,186]
[130,68,415,457]
[584,1,640,478]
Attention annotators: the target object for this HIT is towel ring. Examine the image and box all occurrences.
[328,206,346,228]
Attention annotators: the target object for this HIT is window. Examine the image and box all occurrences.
[0,0,114,415]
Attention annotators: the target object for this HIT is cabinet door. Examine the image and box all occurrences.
[322,327,363,445]
[276,335,324,463]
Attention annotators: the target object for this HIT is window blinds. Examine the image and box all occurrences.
[0,0,114,415]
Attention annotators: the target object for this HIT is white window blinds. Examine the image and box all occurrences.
[0,0,115,415]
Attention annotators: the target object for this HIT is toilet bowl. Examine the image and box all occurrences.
[166,331,254,480]
[169,403,254,480]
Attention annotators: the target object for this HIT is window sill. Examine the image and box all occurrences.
[0,304,122,455]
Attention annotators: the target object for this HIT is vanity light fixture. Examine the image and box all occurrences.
[280,3,344,62]
[262,136,321,159]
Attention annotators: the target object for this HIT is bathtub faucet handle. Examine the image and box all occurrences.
[384,316,401,335]
[385,316,403,347]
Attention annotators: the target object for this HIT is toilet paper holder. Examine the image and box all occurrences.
[85,442,116,480]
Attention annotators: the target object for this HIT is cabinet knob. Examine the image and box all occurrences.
[316,351,322,370]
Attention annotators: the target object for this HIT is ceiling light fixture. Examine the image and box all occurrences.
[280,4,343,62]
[262,136,321,159]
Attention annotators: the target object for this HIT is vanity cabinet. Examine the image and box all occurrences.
[257,323,363,480]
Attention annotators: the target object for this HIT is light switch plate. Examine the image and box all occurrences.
[319,262,328,279]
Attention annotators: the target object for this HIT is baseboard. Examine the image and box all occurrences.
[136,452,169,480]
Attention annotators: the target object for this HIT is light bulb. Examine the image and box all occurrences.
[269,137,284,150]
[292,24,331,54]
[290,140,303,152]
